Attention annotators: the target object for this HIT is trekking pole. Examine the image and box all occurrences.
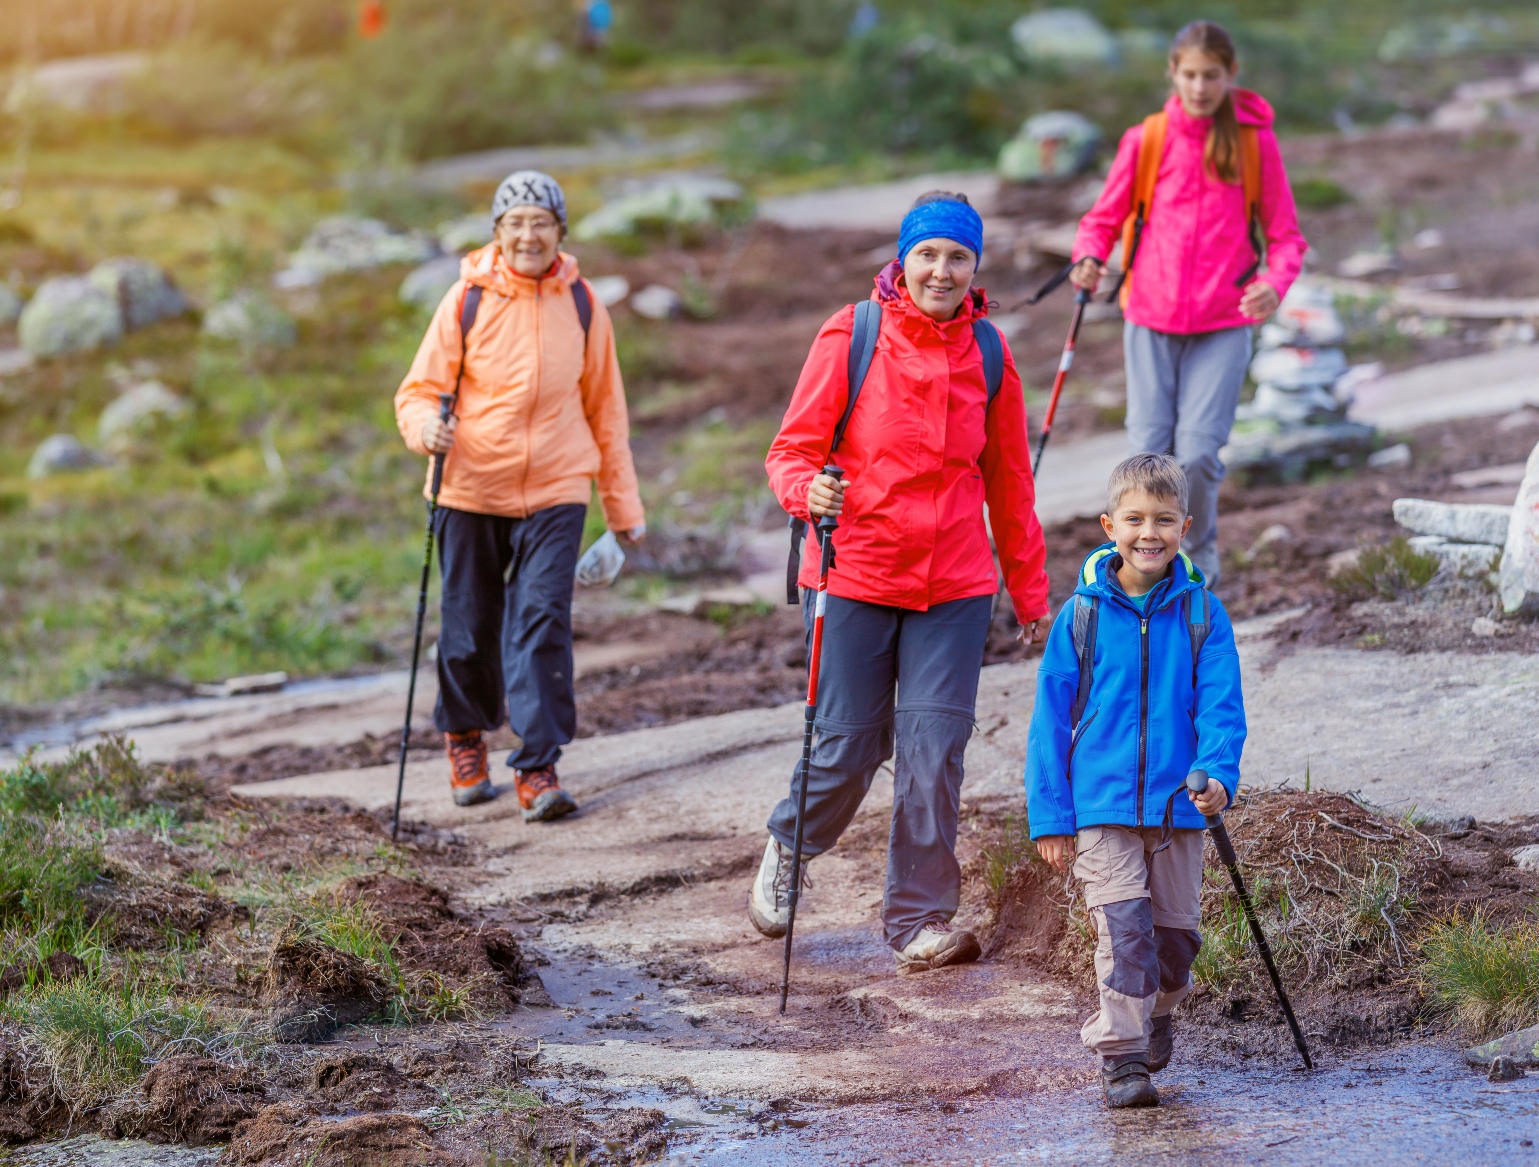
[1032,287,1090,476]
[780,464,841,1015]
[392,392,456,843]
[1186,770,1313,1069]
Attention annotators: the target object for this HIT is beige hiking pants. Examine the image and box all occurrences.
[1073,825,1205,1059]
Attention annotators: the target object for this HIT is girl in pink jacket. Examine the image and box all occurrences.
[1070,21,1306,585]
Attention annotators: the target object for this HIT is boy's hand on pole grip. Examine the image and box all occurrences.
[1188,777,1230,817]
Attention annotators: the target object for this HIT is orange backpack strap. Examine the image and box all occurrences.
[1235,125,1266,286]
[1114,111,1168,309]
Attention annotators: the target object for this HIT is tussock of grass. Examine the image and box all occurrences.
[1330,536,1440,600]
[980,814,1034,901]
[1419,912,1539,1039]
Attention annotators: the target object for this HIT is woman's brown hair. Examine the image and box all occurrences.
[1170,21,1240,184]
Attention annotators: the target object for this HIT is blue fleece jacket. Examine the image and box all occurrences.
[1025,544,1246,839]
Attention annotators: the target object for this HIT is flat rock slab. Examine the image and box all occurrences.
[1467,1023,1539,1068]
[6,1136,218,1166]
[1353,345,1539,431]
[1500,439,1539,615]
[1393,497,1512,546]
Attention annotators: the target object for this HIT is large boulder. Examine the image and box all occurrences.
[0,284,20,327]
[572,176,744,243]
[1223,419,1377,483]
[1010,9,1119,70]
[202,292,297,349]
[27,434,110,479]
[1392,498,1512,547]
[398,255,462,310]
[997,111,1102,182]
[17,276,122,357]
[1499,440,1539,615]
[98,380,189,457]
[87,258,188,330]
[274,216,437,288]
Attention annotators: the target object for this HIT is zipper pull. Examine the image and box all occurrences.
[1141,620,1148,635]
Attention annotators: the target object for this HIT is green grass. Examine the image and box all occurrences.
[980,814,1034,902]
[1420,913,1539,1039]
[1330,536,1441,601]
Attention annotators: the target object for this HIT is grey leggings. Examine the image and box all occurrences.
[1124,323,1253,587]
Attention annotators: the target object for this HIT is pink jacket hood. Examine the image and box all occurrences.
[1072,89,1307,336]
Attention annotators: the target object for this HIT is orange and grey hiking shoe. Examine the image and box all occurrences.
[445,731,496,807]
[513,764,577,823]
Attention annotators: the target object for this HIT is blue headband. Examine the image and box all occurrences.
[897,199,983,265]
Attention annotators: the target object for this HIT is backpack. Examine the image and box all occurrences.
[784,300,1006,604]
[1067,587,1211,731]
[1109,111,1264,309]
[453,277,593,372]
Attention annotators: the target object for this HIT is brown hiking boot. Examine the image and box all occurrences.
[445,731,495,807]
[514,764,577,823]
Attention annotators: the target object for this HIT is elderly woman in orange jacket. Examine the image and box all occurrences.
[395,171,644,818]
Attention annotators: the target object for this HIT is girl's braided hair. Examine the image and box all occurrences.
[1170,21,1241,185]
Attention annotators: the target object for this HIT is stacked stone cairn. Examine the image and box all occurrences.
[1223,277,1377,482]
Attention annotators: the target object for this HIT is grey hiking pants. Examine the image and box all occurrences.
[1124,323,1253,586]
[766,592,992,952]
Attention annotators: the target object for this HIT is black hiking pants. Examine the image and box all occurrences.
[433,503,586,771]
[766,591,992,952]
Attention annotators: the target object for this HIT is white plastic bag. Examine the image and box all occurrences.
[575,530,626,587]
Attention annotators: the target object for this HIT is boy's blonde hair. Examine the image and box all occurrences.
[1106,453,1190,516]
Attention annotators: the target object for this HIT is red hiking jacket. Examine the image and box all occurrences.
[766,275,1050,622]
[1073,90,1307,336]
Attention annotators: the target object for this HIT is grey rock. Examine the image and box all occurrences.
[1471,616,1502,637]
[27,434,110,479]
[630,284,683,321]
[997,111,1102,182]
[98,380,188,454]
[1249,345,1350,391]
[1467,1023,1539,1069]
[87,257,188,330]
[17,276,123,357]
[1010,9,1119,69]
[1406,535,1502,573]
[437,213,492,253]
[201,292,296,349]
[1510,844,1539,871]
[1367,443,1412,470]
[0,283,21,327]
[1393,498,1512,546]
[1223,420,1377,482]
[1489,1055,1525,1082]
[398,255,463,310]
[1244,382,1346,426]
[588,275,630,306]
[1261,278,1346,347]
[276,216,437,287]
[1499,440,1539,616]
[1338,249,1398,278]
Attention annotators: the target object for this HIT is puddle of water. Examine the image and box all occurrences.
[793,923,893,974]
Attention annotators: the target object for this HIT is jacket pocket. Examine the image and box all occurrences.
[1066,707,1099,786]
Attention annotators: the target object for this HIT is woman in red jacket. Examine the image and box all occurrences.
[751,193,1051,972]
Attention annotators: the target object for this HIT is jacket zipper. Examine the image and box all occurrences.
[1066,708,1098,786]
[1136,612,1150,826]
[522,282,542,514]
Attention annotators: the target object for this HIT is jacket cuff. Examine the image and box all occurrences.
[1029,817,1076,840]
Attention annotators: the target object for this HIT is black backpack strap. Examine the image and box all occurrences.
[1069,594,1099,729]
[1183,588,1211,690]
[572,277,593,346]
[786,300,882,604]
[450,284,484,403]
[972,318,1004,408]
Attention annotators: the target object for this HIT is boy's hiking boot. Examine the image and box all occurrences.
[514,765,577,823]
[1101,1055,1159,1108]
[896,922,981,973]
[1147,1014,1173,1073]
[748,836,808,939]
[446,731,496,807]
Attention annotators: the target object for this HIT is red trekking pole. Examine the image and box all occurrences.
[779,465,841,1014]
[1033,287,1090,476]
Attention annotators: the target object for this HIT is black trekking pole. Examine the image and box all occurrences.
[780,465,841,1015]
[1033,287,1090,476]
[392,392,456,844]
[1186,770,1313,1069]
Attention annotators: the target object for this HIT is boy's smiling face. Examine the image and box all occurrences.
[1100,488,1193,596]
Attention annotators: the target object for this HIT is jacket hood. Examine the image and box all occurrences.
[1075,542,1205,605]
[1164,87,1274,134]
[460,243,580,296]
[871,258,990,324]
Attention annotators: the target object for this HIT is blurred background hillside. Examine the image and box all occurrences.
[1,0,1537,715]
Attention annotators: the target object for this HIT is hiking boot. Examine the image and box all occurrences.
[1102,1055,1159,1108]
[513,764,577,823]
[1148,1014,1173,1073]
[748,836,810,939]
[895,922,981,973]
[446,731,496,807]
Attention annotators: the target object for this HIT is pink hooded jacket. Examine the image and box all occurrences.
[1073,90,1307,336]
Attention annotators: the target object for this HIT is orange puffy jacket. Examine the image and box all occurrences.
[394,245,644,531]
[766,278,1049,621]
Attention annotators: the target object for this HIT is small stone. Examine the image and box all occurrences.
[1489,1056,1525,1082]
[18,276,123,357]
[630,284,683,321]
[1411,228,1445,250]
[1466,1022,1539,1069]
[202,292,297,350]
[1510,844,1539,872]
[1471,616,1501,637]
[1392,498,1512,547]
[1325,548,1361,577]
[98,380,188,454]
[87,257,188,331]
[1367,443,1412,470]
[1338,250,1399,279]
[588,275,630,306]
[1244,524,1293,561]
[27,434,110,479]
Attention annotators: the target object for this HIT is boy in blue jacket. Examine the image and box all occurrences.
[1026,453,1245,1109]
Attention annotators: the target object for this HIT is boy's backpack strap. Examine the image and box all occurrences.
[786,300,883,603]
[1234,125,1266,287]
[1069,594,1099,730]
[1182,588,1212,690]
[572,277,594,346]
[1112,111,1168,309]
[971,318,1004,409]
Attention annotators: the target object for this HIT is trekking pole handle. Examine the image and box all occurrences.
[430,392,455,498]
[1187,769,1237,864]
[817,464,844,535]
